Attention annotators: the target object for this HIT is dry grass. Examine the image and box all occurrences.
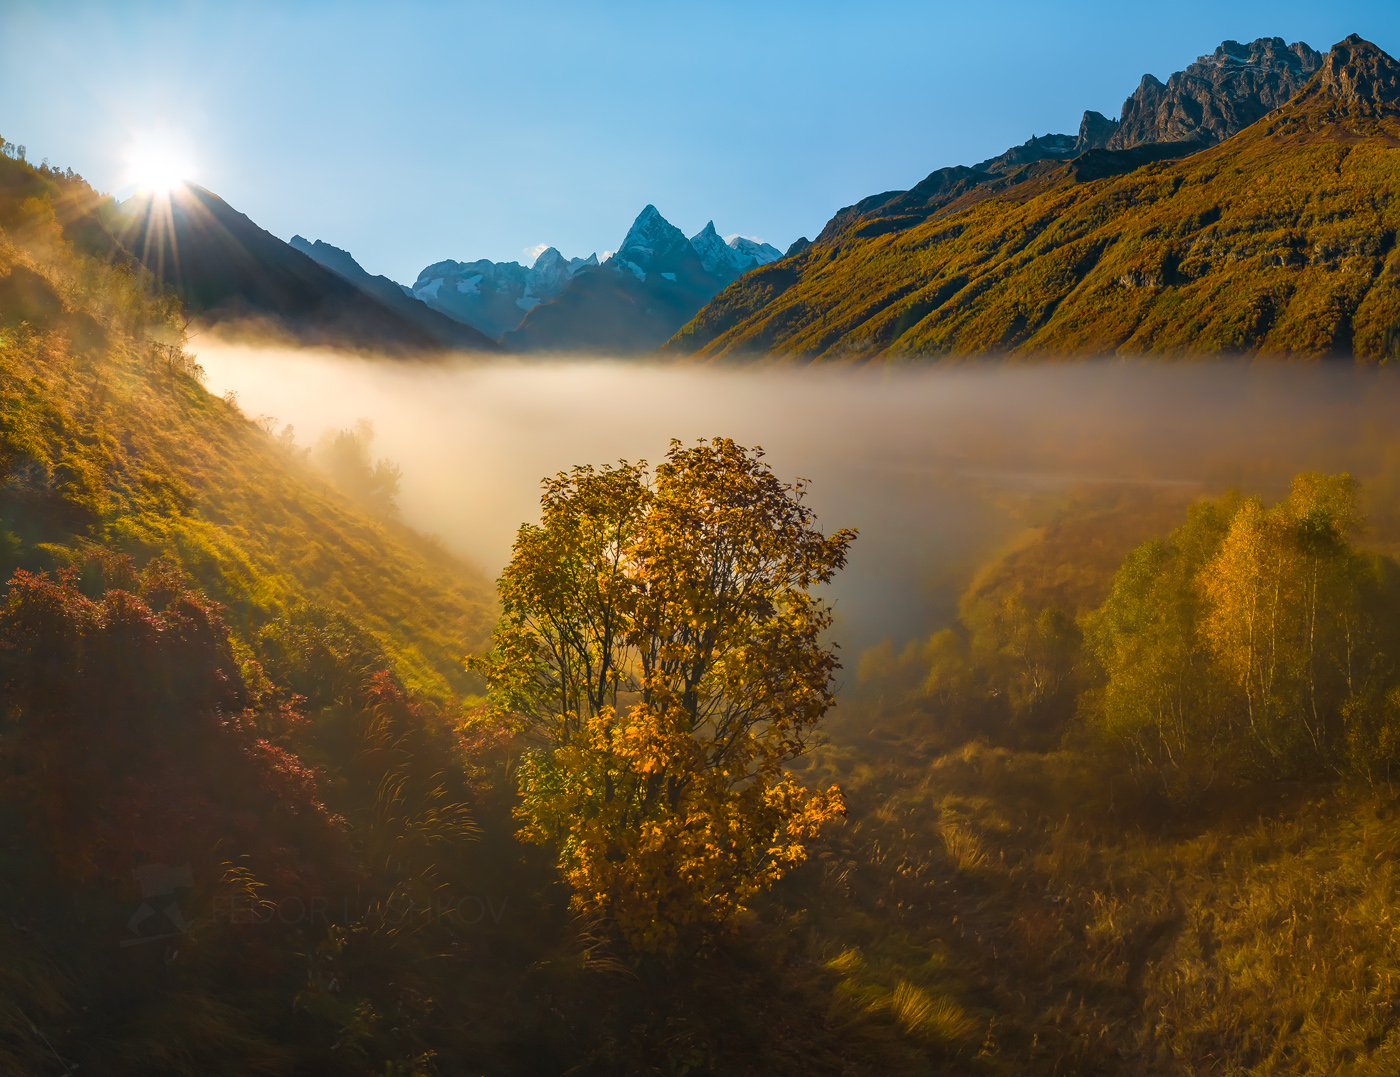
[777,731,1400,1074]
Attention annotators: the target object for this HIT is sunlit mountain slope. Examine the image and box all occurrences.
[669,35,1400,362]
[0,149,492,695]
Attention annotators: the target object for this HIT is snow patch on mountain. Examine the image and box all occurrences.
[726,235,782,266]
[407,246,600,339]
[689,221,782,276]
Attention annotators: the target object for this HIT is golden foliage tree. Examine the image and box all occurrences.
[469,438,853,951]
[1200,474,1364,767]
[1088,473,1400,785]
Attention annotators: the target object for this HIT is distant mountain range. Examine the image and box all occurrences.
[403,247,599,340]
[392,210,781,351]
[288,208,781,354]
[667,34,1400,361]
[52,32,1392,362]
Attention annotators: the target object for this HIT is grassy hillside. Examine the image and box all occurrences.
[0,151,493,695]
[668,35,1400,362]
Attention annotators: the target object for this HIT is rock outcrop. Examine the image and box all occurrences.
[1074,110,1119,152]
[1107,37,1322,149]
[1316,33,1400,108]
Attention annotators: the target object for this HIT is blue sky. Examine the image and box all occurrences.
[1,1,1397,283]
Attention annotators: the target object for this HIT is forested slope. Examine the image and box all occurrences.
[669,35,1400,362]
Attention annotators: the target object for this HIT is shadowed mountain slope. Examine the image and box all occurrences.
[288,234,497,351]
[668,35,1400,362]
[113,185,495,354]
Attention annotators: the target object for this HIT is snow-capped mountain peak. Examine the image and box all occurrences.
[689,221,731,275]
[524,246,573,306]
[688,222,782,276]
[616,204,691,267]
[726,234,783,268]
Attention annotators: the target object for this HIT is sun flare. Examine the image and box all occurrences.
[125,140,192,195]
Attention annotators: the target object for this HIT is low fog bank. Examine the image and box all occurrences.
[194,342,1400,650]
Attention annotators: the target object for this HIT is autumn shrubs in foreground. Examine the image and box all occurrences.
[0,553,494,1074]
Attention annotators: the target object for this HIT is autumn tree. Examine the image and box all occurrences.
[469,438,853,951]
[1088,473,1400,785]
[1083,497,1239,792]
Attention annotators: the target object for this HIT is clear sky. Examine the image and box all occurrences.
[1,1,1397,284]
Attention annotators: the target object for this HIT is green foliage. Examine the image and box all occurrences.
[1086,474,1400,785]
[1082,497,1240,791]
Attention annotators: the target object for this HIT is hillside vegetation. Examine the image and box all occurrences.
[669,35,1400,362]
[0,149,492,693]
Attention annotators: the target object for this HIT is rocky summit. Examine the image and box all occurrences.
[1106,37,1322,149]
[1317,33,1400,107]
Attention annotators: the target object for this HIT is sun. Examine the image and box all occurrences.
[125,139,193,195]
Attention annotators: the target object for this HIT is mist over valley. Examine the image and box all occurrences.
[199,343,1400,651]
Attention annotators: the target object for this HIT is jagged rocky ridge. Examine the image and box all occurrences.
[816,35,1327,243]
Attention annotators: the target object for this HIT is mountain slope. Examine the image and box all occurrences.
[288,234,497,350]
[668,35,1400,362]
[113,185,491,354]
